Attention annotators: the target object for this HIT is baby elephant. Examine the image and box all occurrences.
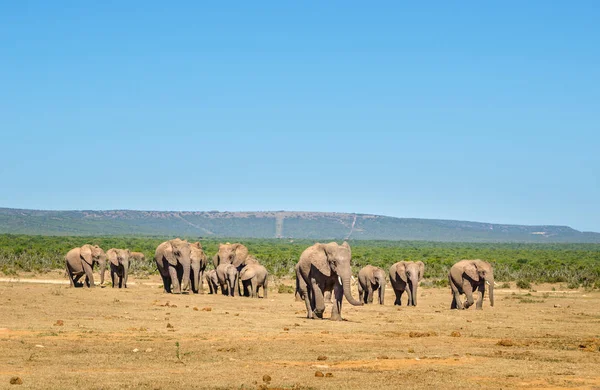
[107,248,131,288]
[357,265,386,304]
[216,263,238,296]
[205,269,220,294]
[240,263,268,298]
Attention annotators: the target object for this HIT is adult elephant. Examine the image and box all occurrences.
[213,243,250,271]
[130,251,146,262]
[107,248,131,288]
[154,238,192,294]
[216,263,238,296]
[389,261,424,306]
[240,263,268,298]
[357,265,386,305]
[296,241,362,321]
[65,244,107,288]
[189,242,208,294]
[449,259,495,310]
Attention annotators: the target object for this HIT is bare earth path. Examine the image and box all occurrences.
[0,274,599,389]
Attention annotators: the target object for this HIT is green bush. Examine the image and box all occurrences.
[516,280,532,289]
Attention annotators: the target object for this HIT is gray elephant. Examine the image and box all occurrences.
[205,269,219,294]
[357,265,386,305]
[214,242,250,271]
[107,248,131,288]
[130,251,146,262]
[154,238,192,294]
[65,244,107,288]
[389,261,424,306]
[449,259,495,310]
[240,263,268,298]
[296,241,363,321]
[216,263,238,296]
[189,242,208,294]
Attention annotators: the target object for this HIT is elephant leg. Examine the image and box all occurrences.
[168,266,181,294]
[311,279,326,318]
[263,278,268,299]
[405,287,412,306]
[393,288,402,306]
[251,278,258,298]
[330,280,344,321]
[358,283,364,303]
[66,264,77,287]
[199,270,205,294]
[476,283,485,310]
[73,274,83,287]
[378,285,385,305]
[160,273,172,293]
[463,282,475,309]
[81,261,95,288]
[367,285,374,304]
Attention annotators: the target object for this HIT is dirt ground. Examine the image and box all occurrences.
[0,272,599,389]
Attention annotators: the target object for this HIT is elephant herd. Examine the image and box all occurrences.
[65,241,495,320]
[64,240,268,298]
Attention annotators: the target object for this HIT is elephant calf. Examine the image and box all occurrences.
[240,263,268,298]
[357,265,386,305]
[389,261,424,306]
[216,263,238,297]
[449,259,495,310]
[65,244,107,288]
[205,270,220,294]
[107,248,131,288]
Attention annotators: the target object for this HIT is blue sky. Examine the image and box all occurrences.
[1,2,599,232]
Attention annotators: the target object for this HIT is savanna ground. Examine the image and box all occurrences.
[1,272,599,389]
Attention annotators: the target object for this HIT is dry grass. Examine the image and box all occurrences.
[0,273,599,389]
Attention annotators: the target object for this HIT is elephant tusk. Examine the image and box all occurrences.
[494,282,499,287]
[338,276,343,286]
[486,281,490,285]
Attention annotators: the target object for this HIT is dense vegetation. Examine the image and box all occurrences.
[1,234,599,288]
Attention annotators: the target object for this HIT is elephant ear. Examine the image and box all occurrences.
[396,262,407,283]
[232,243,249,268]
[163,242,178,266]
[464,262,479,282]
[417,261,425,281]
[80,245,94,266]
[311,243,332,277]
[107,249,119,266]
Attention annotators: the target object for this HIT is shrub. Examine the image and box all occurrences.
[516,280,531,289]
[277,284,295,294]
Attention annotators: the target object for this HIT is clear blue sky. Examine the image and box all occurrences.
[1,2,599,232]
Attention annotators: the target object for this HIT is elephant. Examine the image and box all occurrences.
[389,261,424,306]
[129,251,146,262]
[214,243,250,271]
[189,242,208,294]
[154,238,192,294]
[216,263,238,296]
[107,248,131,288]
[65,244,107,288]
[449,259,495,310]
[296,241,362,321]
[240,263,268,298]
[205,269,220,294]
[357,265,386,305]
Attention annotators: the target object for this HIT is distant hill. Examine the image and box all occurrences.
[1,208,599,243]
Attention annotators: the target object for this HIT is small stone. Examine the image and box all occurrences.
[283,327,289,331]
[166,323,174,328]
[317,355,327,361]
[201,307,212,312]
[35,345,44,348]
[132,348,139,353]
[466,319,472,323]
[145,348,153,353]
[9,377,23,385]
[554,304,561,308]
[451,331,461,337]
[377,355,389,360]
[315,371,324,377]
[54,320,64,326]
[193,307,199,311]
[325,373,334,378]
[262,374,271,383]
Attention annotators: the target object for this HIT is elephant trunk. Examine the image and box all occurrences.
[339,269,362,306]
[99,261,106,286]
[191,263,200,293]
[487,276,495,307]
[122,260,129,288]
[410,276,419,306]
[182,262,191,292]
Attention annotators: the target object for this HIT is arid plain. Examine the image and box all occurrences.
[1,272,599,389]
